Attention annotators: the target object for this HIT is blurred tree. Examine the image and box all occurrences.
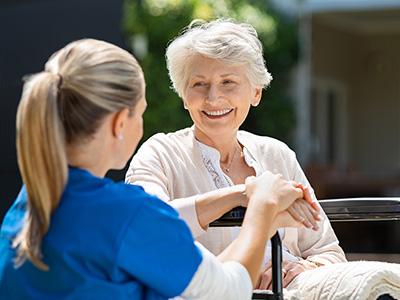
[123,0,298,144]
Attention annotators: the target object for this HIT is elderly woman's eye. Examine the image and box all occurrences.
[222,80,235,85]
[192,82,207,88]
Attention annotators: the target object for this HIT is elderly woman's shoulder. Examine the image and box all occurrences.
[138,127,194,153]
[238,130,295,156]
[145,127,193,144]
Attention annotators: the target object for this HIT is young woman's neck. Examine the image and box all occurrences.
[66,134,112,178]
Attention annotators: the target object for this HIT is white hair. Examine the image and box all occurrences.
[166,19,273,97]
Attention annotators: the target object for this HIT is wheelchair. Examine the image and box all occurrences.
[210,198,400,299]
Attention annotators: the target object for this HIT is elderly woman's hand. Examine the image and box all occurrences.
[243,175,320,230]
[256,259,320,290]
[287,199,320,231]
[287,183,320,231]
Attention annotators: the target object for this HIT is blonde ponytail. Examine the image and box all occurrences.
[14,72,67,270]
[12,39,144,271]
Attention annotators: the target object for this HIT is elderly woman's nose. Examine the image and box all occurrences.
[206,85,220,102]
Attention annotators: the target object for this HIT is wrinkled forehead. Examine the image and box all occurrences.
[183,54,251,83]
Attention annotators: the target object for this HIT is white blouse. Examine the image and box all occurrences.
[196,139,298,265]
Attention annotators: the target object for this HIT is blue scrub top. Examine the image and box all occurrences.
[0,167,202,299]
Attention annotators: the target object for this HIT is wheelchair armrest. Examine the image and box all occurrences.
[209,198,400,226]
[319,197,400,222]
[209,207,245,227]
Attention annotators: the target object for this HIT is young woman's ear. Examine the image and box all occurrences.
[251,87,263,107]
[112,108,130,141]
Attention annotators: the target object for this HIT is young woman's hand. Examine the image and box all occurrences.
[245,174,321,231]
[244,171,303,213]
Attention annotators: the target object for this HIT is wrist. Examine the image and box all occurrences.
[299,259,322,270]
[235,184,248,207]
[246,197,279,225]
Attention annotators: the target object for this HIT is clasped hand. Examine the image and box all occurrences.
[246,172,322,290]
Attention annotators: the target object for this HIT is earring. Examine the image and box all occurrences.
[252,102,259,107]
[118,133,124,141]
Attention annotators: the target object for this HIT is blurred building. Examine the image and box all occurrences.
[273,0,400,199]
[271,0,400,262]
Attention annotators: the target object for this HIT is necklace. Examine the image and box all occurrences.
[221,145,240,173]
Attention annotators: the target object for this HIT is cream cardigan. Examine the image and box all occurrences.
[126,127,346,266]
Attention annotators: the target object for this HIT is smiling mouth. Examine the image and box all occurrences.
[203,109,233,118]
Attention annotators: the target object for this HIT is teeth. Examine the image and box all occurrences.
[205,109,232,116]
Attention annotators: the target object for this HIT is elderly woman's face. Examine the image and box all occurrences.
[183,55,262,140]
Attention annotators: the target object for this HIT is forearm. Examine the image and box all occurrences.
[193,184,247,230]
[218,202,278,287]
[181,242,253,300]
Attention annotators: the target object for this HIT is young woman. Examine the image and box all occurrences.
[0,39,316,299]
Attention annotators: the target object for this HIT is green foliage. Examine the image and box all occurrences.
[122,0,298,143]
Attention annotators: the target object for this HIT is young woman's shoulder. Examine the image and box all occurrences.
[104,181,179,219]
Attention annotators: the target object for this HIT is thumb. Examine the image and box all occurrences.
[245,175,256,185]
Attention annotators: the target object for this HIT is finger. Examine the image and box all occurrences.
[289,201,314,228]
[289,180,301,188]
[267,272,283,291]
[309,203,322,221]
[283,268,299,288]
[298,202,319,230]
[293,183,319,212]
[292,187,304,201]
[256,262,271,288]
[296,201,316,226]
[259,275,272,290]
[245,175,256,185]
[301,186,320,212]
[281,267,288,286]
[281,261,297,287]
[287,205,309,227]
[259,267,272,290]
[270,261,290,290]
[302,198,321,222]
[266,280,272,291]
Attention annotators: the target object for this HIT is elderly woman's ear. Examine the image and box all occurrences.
[251,87,263,107]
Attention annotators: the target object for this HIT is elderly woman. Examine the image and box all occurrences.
[126,19,346,289]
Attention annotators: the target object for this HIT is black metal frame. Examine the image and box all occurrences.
[209,197,400,299]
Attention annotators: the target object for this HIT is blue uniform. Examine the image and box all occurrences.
[0,167,202,299]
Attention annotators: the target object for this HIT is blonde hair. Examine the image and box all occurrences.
[166,19,273,97]
[13,39,144,270]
